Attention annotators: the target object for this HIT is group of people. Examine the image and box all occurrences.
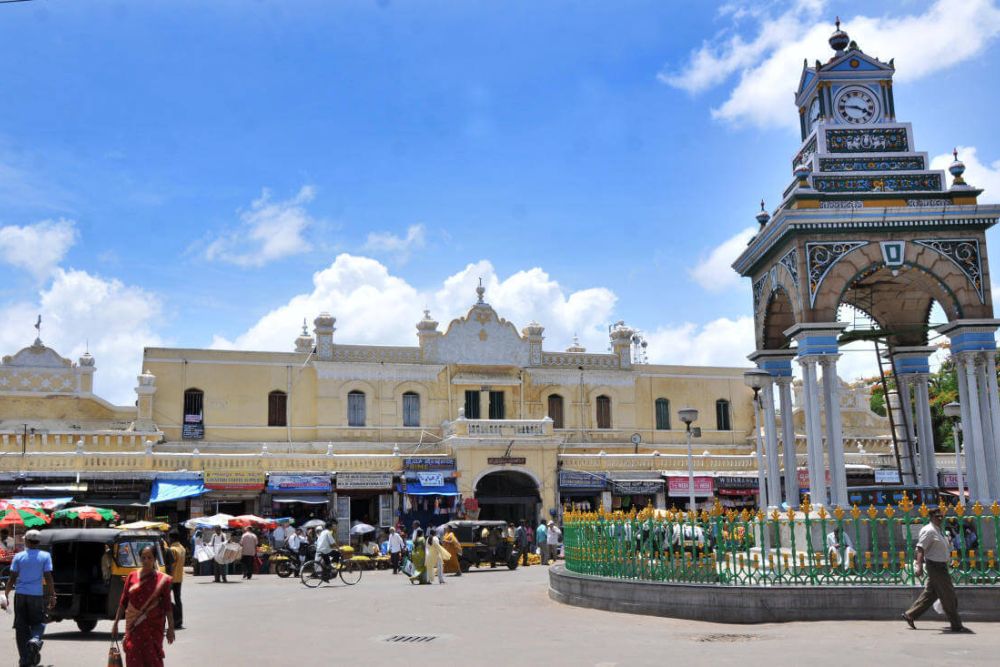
[401,522,463,584]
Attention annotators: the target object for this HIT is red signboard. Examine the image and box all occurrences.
[667,476,714,497]
[797,468,831,489]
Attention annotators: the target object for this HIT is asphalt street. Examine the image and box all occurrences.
[10,562,999,666]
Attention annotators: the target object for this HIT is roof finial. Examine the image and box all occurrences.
[953,147,959,161]
[755,199,771,227]
[949,147,967,186]
[301,318,308,336]
[835,16,840,31]
[829,17,850,52]
[476,277,486,304]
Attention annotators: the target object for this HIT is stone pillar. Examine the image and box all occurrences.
[78,352,96,393]
[786,322,846,507]
[819,356,847,507]
[894,374,918,483]
[892,347,937,487]
[974,355,1000,499]
[313,312,336,361]
[955,353,986,502]
[749,350,795,508]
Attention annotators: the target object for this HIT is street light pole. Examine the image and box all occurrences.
[679,408,699,511]
[744,370,772,513]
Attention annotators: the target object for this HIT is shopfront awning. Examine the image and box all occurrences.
[271,495,330,505]
[149,479,206,504]
[397,481,460,496]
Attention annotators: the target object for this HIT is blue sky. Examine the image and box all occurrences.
[1,0,999,403]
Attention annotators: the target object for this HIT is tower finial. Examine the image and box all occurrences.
[835,16,840,31]
[301,317,308,336]
[953,147,959,161]
[476,277,486,304]
[829,17,850,52]
[755,199,771,227]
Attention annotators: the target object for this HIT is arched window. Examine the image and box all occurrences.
[547,394,565,429]
[182,388,204,440]
[348,390,366,427]
[268,390,287,427]
[716,399,732,431]
[655,398,670,430]
[596,395,612,429]
[402,391,420,427]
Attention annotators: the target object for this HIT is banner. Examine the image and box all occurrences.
[611,480,662,495]
[876,469,902,484]
[403,457,456,471]
[797,468,832,489]
[267,474,332,493]
[558,470,607,490]
[204,471,265,491]
[417,472,445,487]
[667,476,714,497]
[336,472,394,490]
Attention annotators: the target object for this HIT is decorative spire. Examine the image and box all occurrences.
[475,277,486,304]
[829,16,850,53]
[949,147,967,187]
[755,199,771,227]
[416,308,439,333]
[301,318,308,336]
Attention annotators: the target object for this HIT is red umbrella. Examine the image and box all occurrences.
[0,507,50,528]
[229,515,276,530]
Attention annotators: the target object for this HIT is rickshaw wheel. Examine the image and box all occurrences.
[76,619,97,634]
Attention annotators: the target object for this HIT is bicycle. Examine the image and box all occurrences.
[300,549,363,587]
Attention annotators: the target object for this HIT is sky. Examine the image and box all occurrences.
[1,0,999,404]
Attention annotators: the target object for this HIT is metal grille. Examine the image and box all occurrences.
[384,636,437,643]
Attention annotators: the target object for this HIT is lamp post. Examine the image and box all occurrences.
[679,408,699,510]
[744,369,772,513]
[944,401,964,502]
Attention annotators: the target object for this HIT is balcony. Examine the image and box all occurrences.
[444,417,554,438]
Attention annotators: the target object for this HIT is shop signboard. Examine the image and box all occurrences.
[797,468,832,489]
[189,498,204,518]
[403,457,456,471]
[714,476,758,496]
[876,469,902,485]
[558,470,607,490]
[336,472,394,490]
[487,457,527,465]
[611,480,662,495]
[667,476,714,497]
[267,474,332,493]
[182,414,204,440]
[203,471,265,491]
[417,472,445,487]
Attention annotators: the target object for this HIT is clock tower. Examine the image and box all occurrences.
[733,21,1000,509]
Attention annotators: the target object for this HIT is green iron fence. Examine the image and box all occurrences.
[562,495,1000,586]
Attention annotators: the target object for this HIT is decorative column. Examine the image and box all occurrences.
[892,373,918,484]
[787,323,846,506]
[749,350,796,508]
[892,347,937,487]
[938,319,1000,502]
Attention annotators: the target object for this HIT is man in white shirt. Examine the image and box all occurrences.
[271,524,286,548]
[387,527,405,575]
[286,528,302,554]
[315,523,337,574]
[209,527,228,583]
[902,508,970,633]
[546,521,562,561]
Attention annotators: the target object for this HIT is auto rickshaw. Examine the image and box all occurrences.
[445,520,519,571]
[34,528,168,633]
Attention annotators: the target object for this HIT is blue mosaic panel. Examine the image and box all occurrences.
[818,156,925,172]
[793,135,817,168]
[825,127,908,153]
[813,173,942,193]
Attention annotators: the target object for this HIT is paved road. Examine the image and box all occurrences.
[14,563,998,666]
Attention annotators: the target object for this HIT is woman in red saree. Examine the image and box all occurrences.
[112,545,175,666]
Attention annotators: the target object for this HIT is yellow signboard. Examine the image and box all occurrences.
[204,470,265,491]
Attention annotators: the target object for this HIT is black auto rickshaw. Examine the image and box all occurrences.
[445,520,518,571]
[34,528,168,633]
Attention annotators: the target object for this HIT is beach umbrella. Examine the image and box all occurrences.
[300,518,326,530]
[52,506,120,523]
[0,507,50,528]
[350,523,376,535]
[117,520,171,531]
[228,515,276,529]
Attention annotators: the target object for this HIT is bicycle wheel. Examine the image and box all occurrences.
[339,559,363,586]
[300,560,326,588]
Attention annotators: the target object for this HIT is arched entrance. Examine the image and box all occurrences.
[474,470,540,523]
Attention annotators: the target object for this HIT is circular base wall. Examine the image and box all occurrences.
[549,565,1000,624]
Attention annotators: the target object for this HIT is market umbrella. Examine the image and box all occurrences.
[183,513,234,530]
[0,507,50,528]
[117,520,171,532]
[350,523,376,535]
[300,518,326,531]
[229,515,277,530]
[52,506,120,523]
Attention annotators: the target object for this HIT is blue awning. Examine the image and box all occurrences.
[397,481,460,496]
[150,479,206,504]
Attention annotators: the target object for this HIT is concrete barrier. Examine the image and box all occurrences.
[548,565,1000,624]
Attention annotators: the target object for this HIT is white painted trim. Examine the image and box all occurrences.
[144,357,305,367]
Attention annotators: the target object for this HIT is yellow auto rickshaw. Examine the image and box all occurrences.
[34,528,168,633]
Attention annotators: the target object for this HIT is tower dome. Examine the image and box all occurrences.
[416,309,439,333]
[829,17,850,53]
[755,200,771,227]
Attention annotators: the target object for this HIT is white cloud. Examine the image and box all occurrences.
[204,185,316,267]
[644,316,756,367]
[0,218,77,281]
[363,224,427,263]
[690,226,756,292]
[930,146,1000,204]
[211,253,618,355]
[0,268,163,405]
[663,0,1000,130]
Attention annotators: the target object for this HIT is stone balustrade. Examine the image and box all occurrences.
[444,418,553,438]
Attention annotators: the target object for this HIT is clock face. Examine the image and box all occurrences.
[835,87,879,124]
[808,98,821,130]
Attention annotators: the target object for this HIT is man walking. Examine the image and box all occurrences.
[1,529,54,667]
[536,520,549,565]
[546,521,562,562]
[902,508,972,633]
[168,531,186,629]
[210,526,228,583]
[515,520,530,567]
[387,527,405,575]
[240,526,259,580]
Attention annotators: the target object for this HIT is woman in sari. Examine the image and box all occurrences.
[112,545,175,666]
[408,528,427,584]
